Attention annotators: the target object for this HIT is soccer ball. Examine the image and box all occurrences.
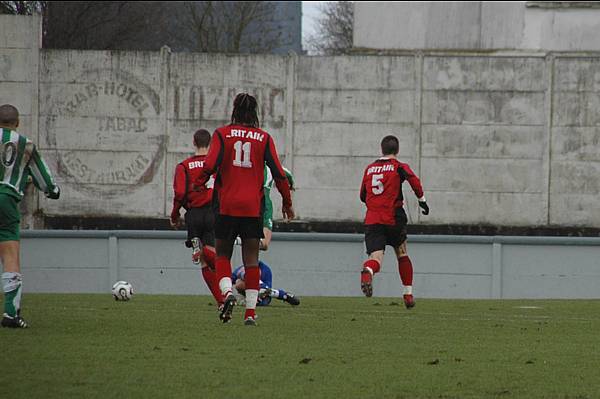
[112,281,134,301]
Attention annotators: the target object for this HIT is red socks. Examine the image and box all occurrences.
[363,259,381,274]
[243,265,260,318]
[215,256,232,290]
[398,256,413,286]
[244,265,260,291]
[201,266,223,305]
[202,247,216,269]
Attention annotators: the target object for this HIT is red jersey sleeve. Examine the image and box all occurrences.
[197,129,224,187]
[398,163,424,200]
[171,163,186,217]
[359,168,368,203]
[265,136,292,208]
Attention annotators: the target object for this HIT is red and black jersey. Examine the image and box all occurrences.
[172,155,214,215]
[198,124,291,217]
[360,157,424,225]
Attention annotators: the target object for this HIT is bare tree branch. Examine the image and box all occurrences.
[0,1,46,15]
[173,1,288,53]
[306,1,354,55]
[43,2,169,50]
[42,1,291,53]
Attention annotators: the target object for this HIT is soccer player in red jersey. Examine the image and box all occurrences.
[359,135,429,309]
[170,129,223,309]
[198,93,294,325]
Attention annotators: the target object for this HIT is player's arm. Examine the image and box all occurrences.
[283,166,295,191]
[359,170,368,203]
[170,164,186,228]
[265,137,294,220]
[28,145,60,199]
[195,129,223,187]
[399,164,429,215]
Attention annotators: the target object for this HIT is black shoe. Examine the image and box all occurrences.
[219,294,236,323]
[1,313,28,328]
[284,293,300,306]
[403,294,415,309]
[244,316,257,326]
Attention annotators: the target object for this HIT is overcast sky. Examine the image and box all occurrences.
[302,1,325,49]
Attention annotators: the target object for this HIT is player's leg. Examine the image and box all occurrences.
[393,241,415,309]
[200,207,221,302]
[260,228,272,251]
[269,287,300,306]
[1,195,28,328]
[200,206,217,270]
[256,263,273,306]
[361,225,386,297]
[259,197,274,251]
[239,217,262,325]
[1,241,27,328]
[390,209,414,309]
[195,245,222,306]
[186,207,222,307]
[184,208,203,265]
[214,215,237,323]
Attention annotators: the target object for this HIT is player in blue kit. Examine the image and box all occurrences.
[232,261,300,306]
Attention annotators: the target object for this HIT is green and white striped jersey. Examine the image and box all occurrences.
[263,165,294,201]
[264,165,294,195]
[0,128,59,200]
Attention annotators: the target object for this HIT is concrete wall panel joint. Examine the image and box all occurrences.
[108,235,119,289]
[491,241,503,298]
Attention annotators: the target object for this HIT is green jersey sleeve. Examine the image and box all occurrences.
[28,145,60,198]
[283,166,294,190]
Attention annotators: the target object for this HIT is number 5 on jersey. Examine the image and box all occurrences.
[371,174,384,195]
[233,141,252,168]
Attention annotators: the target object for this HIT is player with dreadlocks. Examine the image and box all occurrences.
[197,93,294,325]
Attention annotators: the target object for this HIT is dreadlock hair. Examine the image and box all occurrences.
[231,93,259,128]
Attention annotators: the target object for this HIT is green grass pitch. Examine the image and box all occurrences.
[2,294,600,398]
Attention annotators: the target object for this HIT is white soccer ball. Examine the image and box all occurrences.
[112,281,134,301]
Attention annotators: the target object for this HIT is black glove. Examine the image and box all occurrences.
[45,185,60,200]
[418,200,429,215]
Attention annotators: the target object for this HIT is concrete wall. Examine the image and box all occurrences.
[20,231,600,299]
[354,2,600,51]
[3,15,600,227]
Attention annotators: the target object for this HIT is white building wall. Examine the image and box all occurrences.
[3,15,600,227]
[354,2,600,52]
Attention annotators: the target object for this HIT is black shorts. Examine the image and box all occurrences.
[364,208,408,254]
[215,214,264,241]
[184,205,215,247]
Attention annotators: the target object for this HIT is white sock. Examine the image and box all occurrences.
[404,285,413,295]
[219,277,232,296]
[245,289,258,310]
[2,272,23,317]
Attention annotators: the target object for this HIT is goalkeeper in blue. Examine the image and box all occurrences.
[232,261,300,306]
[0,104,60,329]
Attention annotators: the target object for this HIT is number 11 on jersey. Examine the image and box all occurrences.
[233,141,253,168]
